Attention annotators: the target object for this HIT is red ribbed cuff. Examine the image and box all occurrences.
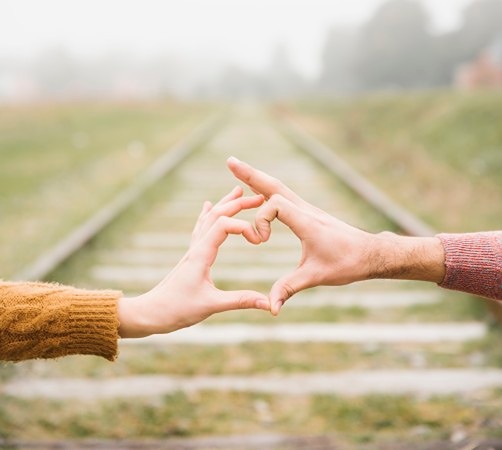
[437,232,502,301]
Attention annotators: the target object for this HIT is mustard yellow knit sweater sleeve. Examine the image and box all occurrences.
[0,281,121,361]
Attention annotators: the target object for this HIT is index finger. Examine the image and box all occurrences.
[227,157,302,205]
[192,216,262,267]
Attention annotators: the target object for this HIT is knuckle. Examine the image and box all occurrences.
[237,294,250,309]
[209,205,222,217]
[215,215,230,227]
[242,172,253,184]
[282,282,296,300]
[269,193,283,205]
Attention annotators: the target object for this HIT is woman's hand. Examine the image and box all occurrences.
[118,186,269,338]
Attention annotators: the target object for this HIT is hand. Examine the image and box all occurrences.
[227,157,373,314]
[118,186,269,338]
[227,157,445,315]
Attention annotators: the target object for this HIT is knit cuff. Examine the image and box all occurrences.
[0,281,121,361]
[436,232,502,301]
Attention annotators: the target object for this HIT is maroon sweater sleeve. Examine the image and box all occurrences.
[436,232,502,301]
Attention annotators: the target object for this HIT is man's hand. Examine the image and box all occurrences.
[227,157,445,315]
[118,186,269,338]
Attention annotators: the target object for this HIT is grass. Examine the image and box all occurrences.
[0,100,212,277]
[46,168,189,286]
[0,390,500,442]
[1,97,500,443]
[3,326,500,381]
[464,324,502,367]
[290,90,502,232]
[204,292,488,324]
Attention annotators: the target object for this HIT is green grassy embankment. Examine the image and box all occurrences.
[0,101,212,278]
[290,91,502,232]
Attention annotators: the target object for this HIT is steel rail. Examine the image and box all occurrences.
[278,116,436,237]
[278,117,502,323]
[1,437,501,450]
[13,113,223,282]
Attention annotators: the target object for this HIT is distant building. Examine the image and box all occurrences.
[0,72,42,104]
[455,36,502,89]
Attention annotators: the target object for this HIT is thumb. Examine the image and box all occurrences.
[215,289,271,313]
[269,268,311,316]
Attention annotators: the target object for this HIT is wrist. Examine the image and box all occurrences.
[118,295,153,338]
[367,232,445,283]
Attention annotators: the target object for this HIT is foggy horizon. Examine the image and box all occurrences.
[1,0,472,77]
[1,0,498,102]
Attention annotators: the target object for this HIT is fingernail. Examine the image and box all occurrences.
[228,156,241,164]
[272,301,282,316]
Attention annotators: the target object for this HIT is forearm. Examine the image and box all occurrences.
[366,231,502,301]
[0,281,121,361]
[367,232,446,283]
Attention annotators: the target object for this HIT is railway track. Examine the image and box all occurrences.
[2,105,501,448]
[1,436,502,450]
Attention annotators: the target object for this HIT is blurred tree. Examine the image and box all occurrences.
[33,47,81,97]
[318,27,358,94]
[264,44,306,98]
[456,0,502,60]
[353,0,434,90]
[429,0,502,86]
[214,65,267,99]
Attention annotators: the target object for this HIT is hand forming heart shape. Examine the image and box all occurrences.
[118,185,270,338]
[227,156,375,315]
[119,157,447,339]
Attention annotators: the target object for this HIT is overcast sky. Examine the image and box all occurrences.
[0,0,472,77]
